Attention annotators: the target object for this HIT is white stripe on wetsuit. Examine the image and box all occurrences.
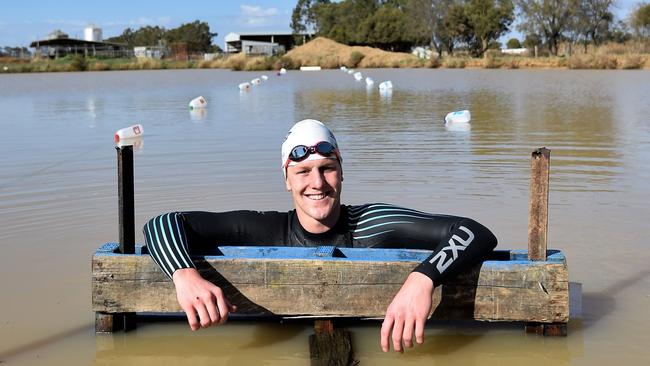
[144,213,195,278]
[348,204,433,240]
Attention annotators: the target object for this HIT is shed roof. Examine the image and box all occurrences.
[30,38,125,48]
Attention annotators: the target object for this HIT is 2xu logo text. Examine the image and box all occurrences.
[428,226,475,273]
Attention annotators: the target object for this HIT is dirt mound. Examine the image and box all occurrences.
[285,37,420,68]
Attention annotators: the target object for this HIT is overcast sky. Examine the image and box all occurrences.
[0,0,642,48]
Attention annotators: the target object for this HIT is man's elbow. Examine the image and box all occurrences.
[459,217,498,252]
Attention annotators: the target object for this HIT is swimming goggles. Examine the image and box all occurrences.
[285,141,338,166]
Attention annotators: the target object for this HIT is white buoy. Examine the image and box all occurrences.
[261,75,269,81]
[378,80,393,91]
[280,68,287,74]
[251,78,262,85]
[365,77,374,86]
[114,124,143,143]
[340,66,348,71]
[353,72,363,81]
[445,122,471,132]
[188,96,207,110]
[444,110,471,124]
[238,82,251,91]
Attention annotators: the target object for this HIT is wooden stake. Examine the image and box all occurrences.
[309,320,354,366]
[528,148,550,261]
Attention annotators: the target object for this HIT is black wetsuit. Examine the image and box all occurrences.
[143,203,497,285]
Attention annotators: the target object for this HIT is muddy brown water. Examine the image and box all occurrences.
[0,69,648,365]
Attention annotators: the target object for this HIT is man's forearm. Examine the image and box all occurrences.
[413,217,497,284]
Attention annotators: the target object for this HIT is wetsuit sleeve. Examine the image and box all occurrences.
[348,204,497,285]
[143,210,288,279]
[411,217,497,285]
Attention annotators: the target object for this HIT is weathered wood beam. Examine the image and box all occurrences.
[93,244,569,325]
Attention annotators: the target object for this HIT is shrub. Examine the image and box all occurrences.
[229,56,246,71]
[69,55,88,71]
[427,55,441,68]
[273,56,296,70]
[483,51,502,69]
[88,62,109,71]
[347,51,365,68]
[504,58,520,69]
[443,58,466,68]
[620,54,645,69]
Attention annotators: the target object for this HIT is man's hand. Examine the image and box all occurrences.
[380,271,434,352]
[172,268,237,331]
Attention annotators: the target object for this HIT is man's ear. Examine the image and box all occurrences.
[285,178,292,191]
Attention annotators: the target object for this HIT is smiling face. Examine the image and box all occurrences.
[285,158,343,233]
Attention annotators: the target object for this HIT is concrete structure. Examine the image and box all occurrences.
[30,30,129,58]
[224,32,311,55]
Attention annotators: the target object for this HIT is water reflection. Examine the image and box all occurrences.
[189,108,207,122]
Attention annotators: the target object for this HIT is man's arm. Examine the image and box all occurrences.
[377,215,497,352]
[143,210,287,330]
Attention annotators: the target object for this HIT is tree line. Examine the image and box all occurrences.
[291,0,650,57]
[105,20,220,53]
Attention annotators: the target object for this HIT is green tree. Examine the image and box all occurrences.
[165,21,217,53]
[107,26,166,47]
[464,0,514,56]
[291,0,331,43]
[358,3,412,50]
[313,1,359,44]
[572,0,614,49]
[631,2,650,37]
[515,0,578,55]
[523,33,542,48]
[507,37,522,48]
[405,0,466,57]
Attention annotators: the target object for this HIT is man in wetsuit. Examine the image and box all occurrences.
[144,119,497,353]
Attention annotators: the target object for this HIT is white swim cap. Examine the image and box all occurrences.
[281,119,341,177]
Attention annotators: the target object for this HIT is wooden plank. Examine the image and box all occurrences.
[528,147,550,261]
[92,244,569,323]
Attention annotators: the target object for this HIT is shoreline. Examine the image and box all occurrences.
[2,37,649,74]
[2,55,648,74]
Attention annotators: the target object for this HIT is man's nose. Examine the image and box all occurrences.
[308,169,325,188]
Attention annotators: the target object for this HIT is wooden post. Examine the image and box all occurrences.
[528,147,550,261]
[96,146,137,333]
[309,320,354,366]
[525,148,566,336]
[117,145,135,255]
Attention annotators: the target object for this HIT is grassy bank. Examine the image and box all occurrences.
[1,38,648,74]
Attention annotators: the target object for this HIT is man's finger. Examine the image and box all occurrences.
[380,316,394,352]
[415,318,425,344]
[183,305,200,331]
[204,295,220,325]
[215,292,230,325]
[391,317,405,353]
[196,303,211,328]
[402,317,415,348]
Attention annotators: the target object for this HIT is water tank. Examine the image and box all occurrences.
[84,25,102,42]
